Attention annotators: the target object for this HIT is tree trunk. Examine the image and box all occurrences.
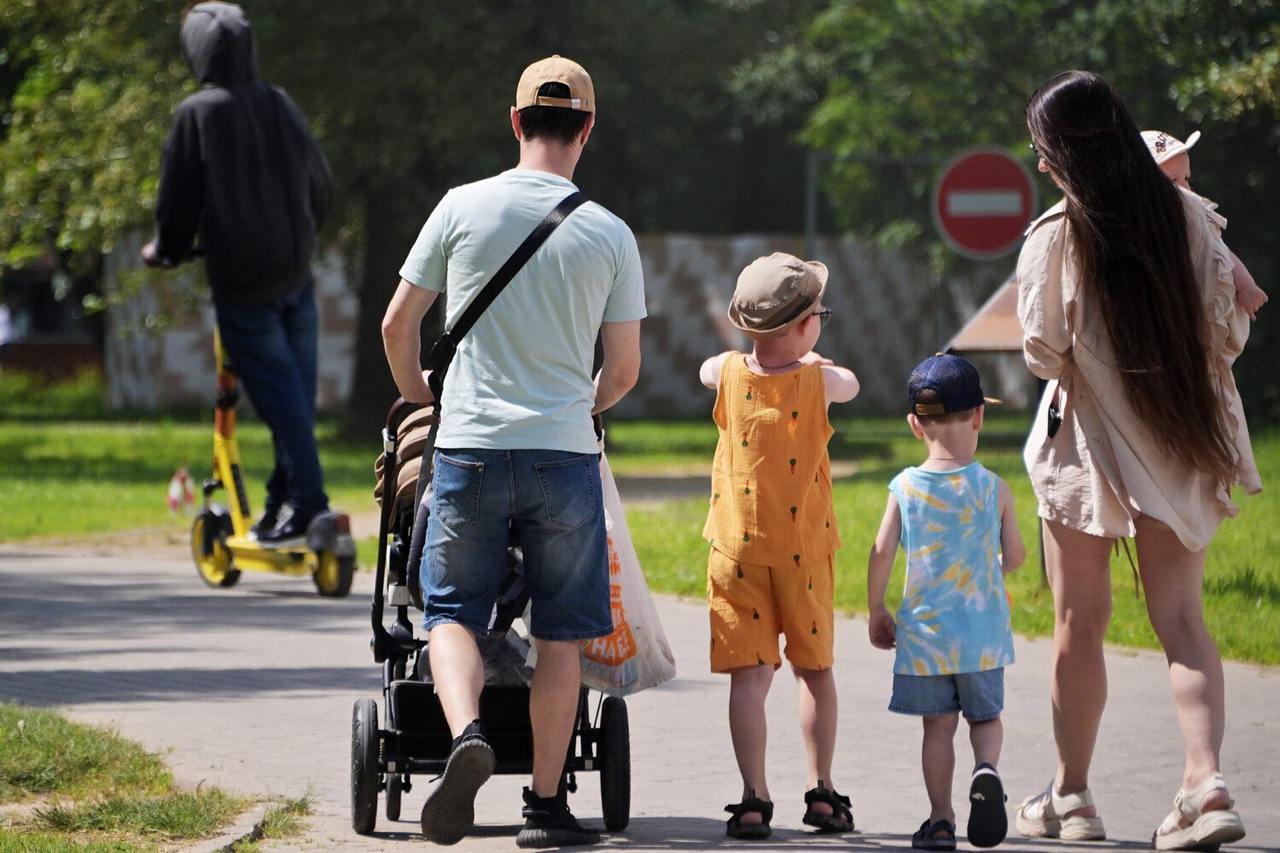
[342,191,422,437]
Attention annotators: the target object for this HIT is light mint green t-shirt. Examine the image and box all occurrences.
[400,168,646,454]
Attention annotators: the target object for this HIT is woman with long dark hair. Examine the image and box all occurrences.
[1014,70,1259,850]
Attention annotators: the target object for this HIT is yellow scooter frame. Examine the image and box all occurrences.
[190,329,356,596]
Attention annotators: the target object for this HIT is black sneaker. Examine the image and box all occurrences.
[249,506,281,540]
[420,721,495,845]
[257,505,317,546]
[516,787,601,848]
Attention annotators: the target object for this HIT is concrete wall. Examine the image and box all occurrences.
[104,232,1030,415]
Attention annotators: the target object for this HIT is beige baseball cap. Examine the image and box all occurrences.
[1142,129,1200,165]
[728,252,828,336]
[516,55,595,112]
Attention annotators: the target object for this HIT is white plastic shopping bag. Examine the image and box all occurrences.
[577,452,677,696]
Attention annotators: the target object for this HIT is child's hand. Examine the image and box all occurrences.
[1237,279,1268,320]
[868,607,896,649]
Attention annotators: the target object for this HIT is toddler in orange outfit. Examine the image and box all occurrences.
[700,252,860,839]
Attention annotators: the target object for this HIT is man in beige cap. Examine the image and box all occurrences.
[698,252,859,839]
[1141,129,1267,319]
[382,55,644,847]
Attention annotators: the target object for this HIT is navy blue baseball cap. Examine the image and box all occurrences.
[908,353,997,416]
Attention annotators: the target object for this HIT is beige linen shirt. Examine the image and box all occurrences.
[1016,188,1261,552]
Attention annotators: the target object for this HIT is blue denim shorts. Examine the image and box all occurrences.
[422,448,612,642]
[890,668,1005,721]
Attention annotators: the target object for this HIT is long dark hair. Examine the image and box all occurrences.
[1027,70,1235,486]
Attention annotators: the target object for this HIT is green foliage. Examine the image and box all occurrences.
[0,1,187,269]
[738,0,1280,415]
[0,705,169,801]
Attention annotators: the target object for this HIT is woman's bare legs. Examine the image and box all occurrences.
[1133,516,1231,812]
[1043,519,1113,814]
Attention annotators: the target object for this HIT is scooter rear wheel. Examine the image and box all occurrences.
[191,512,240,588]
[314,552,355,597]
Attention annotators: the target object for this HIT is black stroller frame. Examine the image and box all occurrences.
[351,400,631,836]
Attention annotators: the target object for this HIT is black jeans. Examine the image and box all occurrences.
[214,284,328,515]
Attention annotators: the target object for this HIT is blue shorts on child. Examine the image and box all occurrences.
[889,668,1004,722]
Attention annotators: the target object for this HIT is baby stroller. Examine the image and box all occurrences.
[351,400,631,837]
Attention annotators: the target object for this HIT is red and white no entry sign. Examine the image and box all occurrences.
[932,147,1037,260]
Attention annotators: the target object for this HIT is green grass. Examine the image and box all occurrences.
[33,789,246,838]
[226,792,313,852]
[0,706,169,802]
[0,371,379,541]
[622,415,1280,665]
[0,704,249,851]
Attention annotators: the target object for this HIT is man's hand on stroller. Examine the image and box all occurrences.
[413,370,438,406]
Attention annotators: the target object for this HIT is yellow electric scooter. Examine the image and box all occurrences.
[190,329,357,596]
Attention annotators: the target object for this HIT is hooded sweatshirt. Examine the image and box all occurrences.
[153,2,331,305]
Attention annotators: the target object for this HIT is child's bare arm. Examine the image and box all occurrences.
[821,364,860,404]
[1230,249,1267,320]
[799,351,860,404]
[997,478,1025,573]
[699,352,731,390]
[866,492,901,649]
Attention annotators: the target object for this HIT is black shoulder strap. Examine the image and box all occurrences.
[425,190,587,402]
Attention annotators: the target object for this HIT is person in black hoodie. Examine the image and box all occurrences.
[143,1,332,544]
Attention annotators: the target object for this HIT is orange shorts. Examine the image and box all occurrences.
[707,548,835,672]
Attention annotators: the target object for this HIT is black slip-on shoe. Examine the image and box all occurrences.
[516,787,601,848]
[419,721,495,845]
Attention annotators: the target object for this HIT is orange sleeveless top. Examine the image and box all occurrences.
[703,353,841,565]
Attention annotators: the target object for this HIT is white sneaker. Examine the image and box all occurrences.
[1153,773,1246,851]
[1015,783,1106,841]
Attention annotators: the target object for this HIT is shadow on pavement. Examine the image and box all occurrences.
[0,665,380,706]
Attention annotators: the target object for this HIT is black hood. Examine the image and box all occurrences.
[181,2,258,86]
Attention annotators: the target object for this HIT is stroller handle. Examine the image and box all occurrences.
[385,398,429,435]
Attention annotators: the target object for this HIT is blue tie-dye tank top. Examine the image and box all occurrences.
[888,462,1014,676]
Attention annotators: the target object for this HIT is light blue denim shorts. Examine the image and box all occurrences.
[422,448,612,641]
[890,668,1005,721]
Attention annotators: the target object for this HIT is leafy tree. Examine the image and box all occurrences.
[1,0,823,429]
[739,0,1280,415]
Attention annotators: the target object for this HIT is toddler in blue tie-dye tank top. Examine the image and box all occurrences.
[866,354,1025,849]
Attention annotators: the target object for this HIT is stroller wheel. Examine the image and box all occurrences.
[385,773,403,821]
[191,511,240,588]
[599,696,631,831]
[351,698,380,834]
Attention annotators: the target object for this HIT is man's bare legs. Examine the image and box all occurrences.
[428,622,485,736]
[529,639,582,798]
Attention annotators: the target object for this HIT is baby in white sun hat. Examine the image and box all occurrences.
[1143,129,1268,319]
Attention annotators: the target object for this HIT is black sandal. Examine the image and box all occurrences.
[912,817,957,851]
[802,781,854,833]
[725,792,774,840]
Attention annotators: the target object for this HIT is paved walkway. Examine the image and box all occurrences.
[0,550,1276,852]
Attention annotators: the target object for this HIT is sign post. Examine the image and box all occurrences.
[932,148,1037,260]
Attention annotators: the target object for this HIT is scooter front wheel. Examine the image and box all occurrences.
[191,512,240,588]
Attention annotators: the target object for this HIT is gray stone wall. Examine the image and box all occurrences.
[104,233,1030,415]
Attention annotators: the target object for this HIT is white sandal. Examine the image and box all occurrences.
[1015,782,1106,841]
[1153,773,1246,850]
